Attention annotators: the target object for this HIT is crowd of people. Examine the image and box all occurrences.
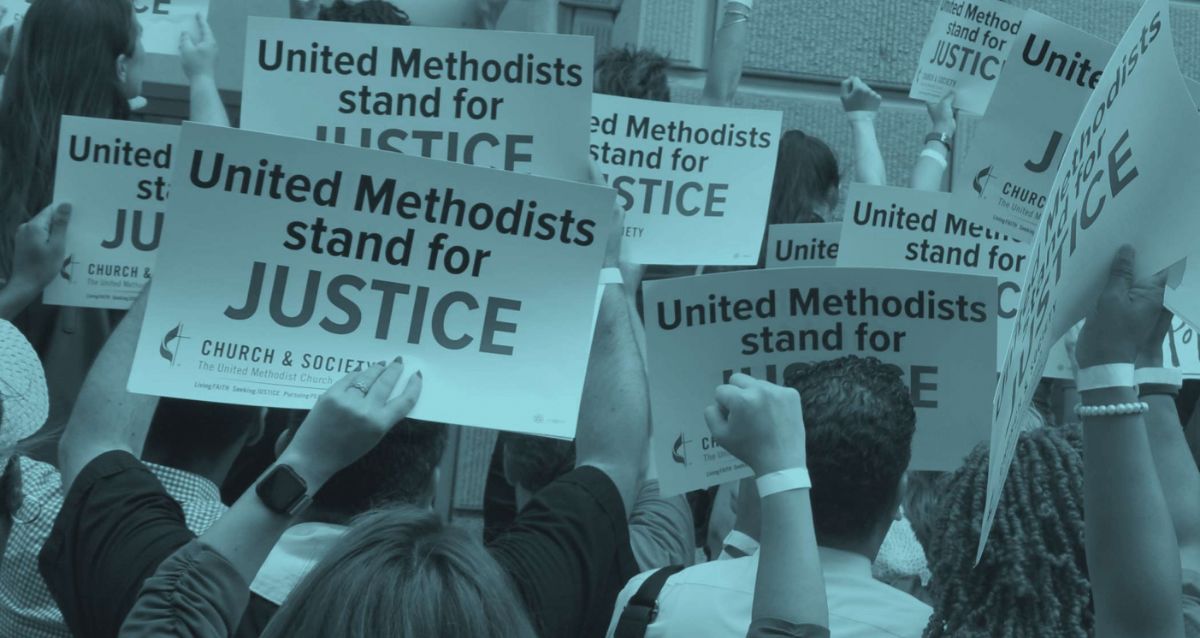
[0,0,1198,637]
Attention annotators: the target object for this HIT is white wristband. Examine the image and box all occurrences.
[918,148,948,169]
[599,267,623,286]
[1075,363,1135,392]
[755,467,811,498]
[1135,367,1183,389]
[720,530,760,558]
[846,110,877,123]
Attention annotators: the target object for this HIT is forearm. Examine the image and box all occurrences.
[752,488,826,630]
[909,142,948,191]
[702,1,751,107]
[848,115,886,186]
[197,453,327,583]
[576,283,649,519]
[188,75,230,127]
[1082,386,1184,637]
[0,279,38,320]
[59,288,156,491]
[1146,391,1200,569]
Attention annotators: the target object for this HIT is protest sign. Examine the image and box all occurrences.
[836,184,1022,368]
[133,0,209,55]
[953,12,1113,241]
[42,117,177,310]
[909,0,1027,115]
[240,17,593,181]
[765,223,840,268]
[979,0,1200,561]
[590,94,781,265]
[0,0,28,29]
[128,123,614,439]
[643,267,996,496]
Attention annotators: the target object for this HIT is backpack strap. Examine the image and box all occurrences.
[613,565,685,638]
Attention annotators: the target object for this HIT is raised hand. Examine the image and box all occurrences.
[840,76,882,113]
[10,202,71,294]
[1076,245,1168,368]
[704,373,806,476]
[926,91,956,136]
[283,358,423,485]
[290,0,322,20]
[179,13,218,81]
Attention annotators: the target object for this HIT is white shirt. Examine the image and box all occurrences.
[249,522,347,605]
[605,547,932,638]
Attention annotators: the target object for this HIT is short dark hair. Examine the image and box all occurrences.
[595,47,671,102]
[768,130,840,224]
[319,0,410,24]
[287,413,447,521]
[500,431,574,494]
[783,356,915,546]
[142,398,262,472]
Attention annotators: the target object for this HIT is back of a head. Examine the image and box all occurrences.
[287,413,447,522]
[262,506,538,638]
[768,129,840,225]
[595,47,671,102]
[0,0,135,274]
[319,0,411,24]
[784,356,915,547]
[142,398,262,473]
[924,425,1090,638]
[500,431,575,494]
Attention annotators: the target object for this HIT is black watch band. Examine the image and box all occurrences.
[256,464,313,516]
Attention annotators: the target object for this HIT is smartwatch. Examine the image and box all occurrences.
[256,465,313,516]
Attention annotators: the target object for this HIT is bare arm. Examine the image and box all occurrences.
[910,93,955,192]
[1076,247,1184,638]
[705,374,826,635]
[575,198,651,519]
[181,15,230,128]
[1137,312,1200,573]
[840,77,886,186]
[57,286,156,492]
[701,1,753,107]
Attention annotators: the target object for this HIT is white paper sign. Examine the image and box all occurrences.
[909,0,1027,115]
[953,11,1113,241]
[0,0,29,30]
[43,116,177,310]
[981,0,1200,560]
[590,94,781,266]
[765,223,840,268]
[836,185,1023,368]
[643,267,996,496]
[134,0,209,56]
[129,123,614,439]
[240,17,593,181]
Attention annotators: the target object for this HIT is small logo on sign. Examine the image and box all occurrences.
[973,165,994,197]
[159,323,187,365]
[671,433,691,466]
[60,254,77,282]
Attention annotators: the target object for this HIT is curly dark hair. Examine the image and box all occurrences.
[595,47,671,102]
[286,411,447,522]
[924,425,1092,638]
[320,0,411,25]
[783,356,915,546]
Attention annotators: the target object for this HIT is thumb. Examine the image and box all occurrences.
[47,204,71,246]
[1106,244,1136,294]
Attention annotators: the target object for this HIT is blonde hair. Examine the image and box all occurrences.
[262,506,538,638]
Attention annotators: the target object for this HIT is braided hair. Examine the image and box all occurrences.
[319,0,411,25]
[924,425,1092,638]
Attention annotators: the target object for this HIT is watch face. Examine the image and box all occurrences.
[259,466,308,513]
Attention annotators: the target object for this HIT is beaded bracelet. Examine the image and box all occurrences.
[1074,402,1150,418]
